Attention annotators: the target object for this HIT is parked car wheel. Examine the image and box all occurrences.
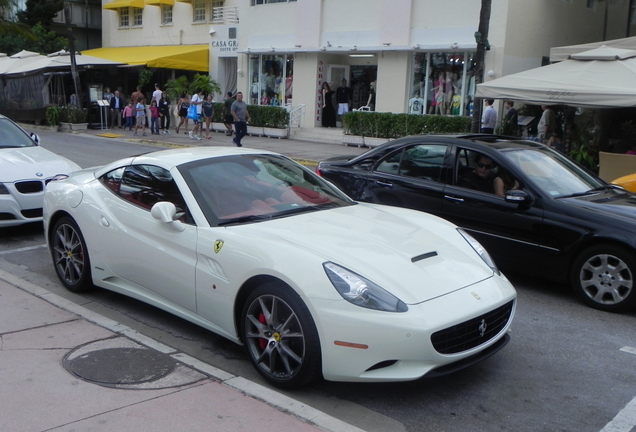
[51,217,92,293]
[241,282,321,388]
[572,245,636,312]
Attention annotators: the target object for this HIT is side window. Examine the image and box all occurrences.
[100,167,125,193]
[98,164,186,214]
[376,144,447,182]
[400,145,446,181]
[376,150,403,175]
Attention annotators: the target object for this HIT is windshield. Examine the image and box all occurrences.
[179,154,354,226]
[0,118,36,148]
[502,147,604,198]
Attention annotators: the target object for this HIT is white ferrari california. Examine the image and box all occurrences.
[43,147,516,388]
[0,115,80,227]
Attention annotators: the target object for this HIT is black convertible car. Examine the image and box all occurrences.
[317,134,636,312]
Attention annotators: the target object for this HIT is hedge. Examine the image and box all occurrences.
[341,111,471,138]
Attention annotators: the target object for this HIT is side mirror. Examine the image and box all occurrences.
[150,201,186,232]
[504,189,531,204]
[30,132,40,145]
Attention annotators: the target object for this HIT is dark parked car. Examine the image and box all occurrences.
[317,134,636,312]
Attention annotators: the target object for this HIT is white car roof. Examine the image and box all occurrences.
[94,146,279,177]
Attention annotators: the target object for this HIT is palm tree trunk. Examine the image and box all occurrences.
[471,0,492,133]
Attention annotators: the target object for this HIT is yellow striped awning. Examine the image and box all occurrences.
[103,0,145,10]
[145,0,174,5]
[81,45,209,72]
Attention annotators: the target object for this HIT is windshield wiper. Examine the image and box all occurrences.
[217,214,272,226]
[558,185,622,199]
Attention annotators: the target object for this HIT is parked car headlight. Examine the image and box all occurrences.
[457,229,500,275]
[323,262,408,312]
[0,183,9,194]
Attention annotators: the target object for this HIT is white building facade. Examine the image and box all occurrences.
[100,0,636,128]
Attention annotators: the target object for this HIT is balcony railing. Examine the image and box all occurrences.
[212,6,239,24]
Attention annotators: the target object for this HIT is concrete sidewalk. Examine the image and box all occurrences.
[0,269,366,432]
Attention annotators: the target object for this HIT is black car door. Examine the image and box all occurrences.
[363,143,450,217]
[441,146,547,273]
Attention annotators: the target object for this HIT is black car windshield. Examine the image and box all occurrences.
[179,154,355,226]
[0,118,36,148]
[501,147,604,198]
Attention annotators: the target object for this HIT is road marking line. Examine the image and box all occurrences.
[0,244,47,255]
[600,397,636,432]
[620,346,636,355]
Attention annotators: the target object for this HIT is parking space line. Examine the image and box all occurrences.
[620,346,636,355]
[600,397,636,432]
[0,244,47,255]
[600,347,636,432]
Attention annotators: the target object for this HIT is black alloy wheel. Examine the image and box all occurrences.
[241,282,321,388]
[51,217,93,293]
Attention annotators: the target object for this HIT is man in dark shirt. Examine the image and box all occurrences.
[459,154,496,194]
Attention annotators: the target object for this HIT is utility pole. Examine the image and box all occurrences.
[471,0,492,133]
[64,0,82,109]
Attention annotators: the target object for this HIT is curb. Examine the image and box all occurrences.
[0,268,365,432]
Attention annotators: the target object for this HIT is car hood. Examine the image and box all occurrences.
[560,189,636,221]
[0,146,80,182]
[238,203,494,304]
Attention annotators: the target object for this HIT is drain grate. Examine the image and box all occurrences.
[66,348,175,387]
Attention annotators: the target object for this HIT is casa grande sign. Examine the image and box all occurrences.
[211,40,239,52]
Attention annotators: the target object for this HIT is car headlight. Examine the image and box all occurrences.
[0,183,9,194]
[323,262,408,312]
[457,229,500,275]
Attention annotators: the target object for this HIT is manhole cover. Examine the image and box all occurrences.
[66,348,175,386]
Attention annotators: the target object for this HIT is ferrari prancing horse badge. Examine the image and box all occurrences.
[214,240,224,254]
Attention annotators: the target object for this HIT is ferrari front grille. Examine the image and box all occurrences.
[431,300,514,354]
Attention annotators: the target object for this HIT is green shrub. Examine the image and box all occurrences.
[246,105,289,129]
[45,106,62,126]
[341,111,471,138]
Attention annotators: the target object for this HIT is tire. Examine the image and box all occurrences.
[571,245,636,312]
[50,217,93,293]
[240,282,322,388]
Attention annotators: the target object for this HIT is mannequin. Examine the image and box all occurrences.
[365,81,376,111]
[444,71,454,114]
[434,73,445,115]
[408,92,425,115]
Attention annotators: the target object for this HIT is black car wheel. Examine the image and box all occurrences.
[241,282,321,388]
[51,217,93,293]
[572,245,636,312]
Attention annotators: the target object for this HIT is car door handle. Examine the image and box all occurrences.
[444,195,464,203]
[100,216,110,227]
[376,180,393,188]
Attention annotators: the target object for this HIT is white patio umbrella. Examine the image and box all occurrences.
[475,46,636,108]
[0,50,47,75]
[4,50,124,76]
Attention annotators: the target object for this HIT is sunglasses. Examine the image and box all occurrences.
[477,162,493,170]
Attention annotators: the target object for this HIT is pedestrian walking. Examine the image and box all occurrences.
[149,100,160,135]
[203,94,214,139]
[480,99,497,134]
[109,90,124,129]
[159,92,171,134]
[189,89,204,140]
[122,101,134,130]
[223,92,235,136]
[175,92,190,135]
[134,96,147,136]
[231,91,250,147]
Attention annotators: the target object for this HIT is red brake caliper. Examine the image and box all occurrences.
[258,313,267,349]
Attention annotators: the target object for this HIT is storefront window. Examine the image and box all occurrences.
[248,54,293,106]
[410,52,475,117]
